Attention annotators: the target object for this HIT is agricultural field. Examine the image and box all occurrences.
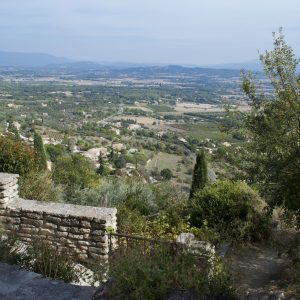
[0,64,255,188]
[146,152,194,183]
[172,122,229,141]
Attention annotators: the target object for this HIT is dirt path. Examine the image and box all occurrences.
[225,244,290,296]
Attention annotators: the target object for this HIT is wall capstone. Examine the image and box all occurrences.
[0,173,117,263]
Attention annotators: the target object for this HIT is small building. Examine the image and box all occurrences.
[12,121,21,131]
[113,128,120,135]
[222,142,232,147]
[128,124,142,131]
[112,143,126,152]
[82,147,108,163]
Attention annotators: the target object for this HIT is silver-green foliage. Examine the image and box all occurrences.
[69,178,158,215]
[242,29,300,211]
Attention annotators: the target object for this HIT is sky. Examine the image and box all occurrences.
[0,0,299,65]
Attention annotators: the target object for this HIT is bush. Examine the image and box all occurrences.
[0,232,25,266]
[52,153,99,196]
[46,144,66,162]
[19,171,63,202]
[0,230,78,284]
[0,133,39,175]
[69,178,158,216]
[116,205,199,240]
[114,155,126,169]
[160,168,173,180]
[190,180,271,241]
[107,248,235,299]
[24,240,78,283]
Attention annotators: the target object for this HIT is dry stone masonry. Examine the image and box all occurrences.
[0,173,117,263]
[0,173,19,205]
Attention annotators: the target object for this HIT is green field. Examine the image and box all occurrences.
[172,122,228,141]
[147,105,175,113]
[146,152,194,183]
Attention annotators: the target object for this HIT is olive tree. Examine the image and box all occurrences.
[241,29,300,211]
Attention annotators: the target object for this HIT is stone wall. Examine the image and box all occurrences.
[0,173,117,263]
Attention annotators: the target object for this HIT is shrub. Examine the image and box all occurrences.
[46,144,66,162]
[0,133,39,175]
[24,241,78,283]
[190,180,271,241]
[69,178,158,216]
[0,230,78,284]
[114,155,126,169]
[33,131,48,170]
[19,171,63,202]
[190,149,208,198]
[52,153,99,196]
[116,204,198,240]
[107,248,235,299]
[0,232,25,266]
[160,168,173,180]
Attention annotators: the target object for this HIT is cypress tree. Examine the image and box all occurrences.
[97,152,108,175]
[33,131,48,170]
[190,149,208,198]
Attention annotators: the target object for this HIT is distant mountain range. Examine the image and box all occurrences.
[205,60,263,71]
[0,50,262,71]
[0,51,72,67]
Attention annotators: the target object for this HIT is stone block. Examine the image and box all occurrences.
[0,186,18,198]
[19,237,31,243]
[18,233,32,238]
[0,197,10,205]
[0,173,19,186]
[0,209,7,216]
[23,212,43,220]
[20,222,36,228]
[68,227,90,234]
[81,220,91,228]
[59,237,74,245]
[78,241,92,247]
[91,230,105,236]
[20,227,39,234]
[92,218,106,225]
[10,210,21,217]
[58,226,71,232]
[5,217,21,224]
[96,242,107,248]
[68,233,84,240]
[5,224,20,232]
[45,215,61,223]
[78,254,89,261]
[39,229,54,236]
[78,245,88,251]
[89,253,106,261]
[21,218,43,227]
[93,235,107,243]
[88,247,107,255]
[60,218,80,226]
[43,223,57,230]
[56,231,68,238]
